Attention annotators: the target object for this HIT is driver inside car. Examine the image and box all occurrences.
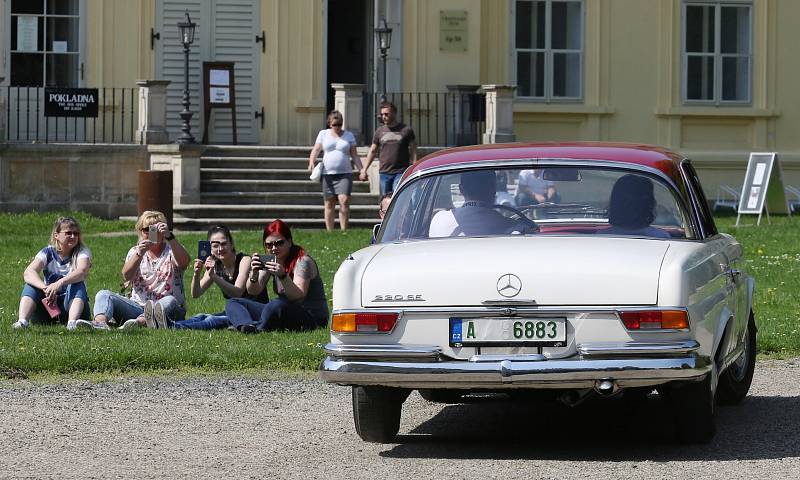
[515,168,559,206]
[429,170,530,238]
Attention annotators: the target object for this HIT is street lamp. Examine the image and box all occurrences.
[176,10,196,144]
[374,17,393,103]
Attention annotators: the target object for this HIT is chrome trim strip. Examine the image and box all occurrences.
[577,340,700,356]
[347,306,688,315]
[469,353,547,363]
[319,355,712,389]
[324,343,441,359]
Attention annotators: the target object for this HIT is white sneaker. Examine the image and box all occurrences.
[154,303,169,329]
[118,318,141,330]
[12,319,30,329]
[91,321,111,331]
[143,301,157,329]
[70,319,94,330]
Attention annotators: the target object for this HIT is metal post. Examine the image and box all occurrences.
[177,42,195,144]
[380,51,387,104]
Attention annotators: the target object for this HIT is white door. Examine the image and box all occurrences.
[155,0,261,144]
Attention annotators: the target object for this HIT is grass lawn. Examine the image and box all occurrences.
[0,210,798,379]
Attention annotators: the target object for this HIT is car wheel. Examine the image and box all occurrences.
[717,311,757,405]
[352,386,409,443]
[660,374,716,444]
[418,389,465,404]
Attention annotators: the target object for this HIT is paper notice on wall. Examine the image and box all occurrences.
[52,41,68,53]
[747,186,761,209]
[209,70,230,86]
[753,163,767,185]
[210,87,230,104]
[17,16,38,52]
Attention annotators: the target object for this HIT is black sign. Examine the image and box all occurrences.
[44,88,99,117]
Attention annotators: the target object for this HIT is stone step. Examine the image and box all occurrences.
[201,157,311,169]
[199,191,380,205]
[171,216,379,231]
[173,203,380,220]
[201,179,372,193]
[201,168,323,181]
[201,145,312,158]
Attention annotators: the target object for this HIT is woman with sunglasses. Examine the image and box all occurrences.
[307,110,363,231]
[14,216,92,330]
[91,210,191,329]
[224,220,329,333]
[169,225,268,330]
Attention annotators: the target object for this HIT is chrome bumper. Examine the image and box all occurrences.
[319,342,712,389]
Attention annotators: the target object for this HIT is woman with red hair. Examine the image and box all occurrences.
[224,220,329,333]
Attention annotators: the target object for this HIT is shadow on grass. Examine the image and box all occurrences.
[381,393,800,461]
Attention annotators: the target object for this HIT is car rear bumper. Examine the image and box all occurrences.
[319,342,712,389]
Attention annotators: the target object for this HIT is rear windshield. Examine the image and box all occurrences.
[378,166,693,242]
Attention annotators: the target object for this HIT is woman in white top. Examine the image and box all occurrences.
[308,110,364,231]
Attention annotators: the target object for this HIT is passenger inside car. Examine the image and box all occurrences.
[600,174,671,238]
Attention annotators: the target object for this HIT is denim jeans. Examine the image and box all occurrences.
[93,289,185,323]
[225,297,317,332]
[21,282,89,322]
[379,172,403,196]
[172,313,229,330]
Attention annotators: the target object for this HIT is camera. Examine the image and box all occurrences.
[148,224,158,242]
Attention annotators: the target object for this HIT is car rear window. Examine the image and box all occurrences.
[377,166,694,242]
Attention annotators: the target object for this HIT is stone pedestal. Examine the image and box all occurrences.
[332,83,365,144]
[136,80,171,144]
[446,85,481,146]
[482,84,517,144]
[147,143,205,206]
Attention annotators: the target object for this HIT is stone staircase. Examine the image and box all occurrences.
[172,145,380,230]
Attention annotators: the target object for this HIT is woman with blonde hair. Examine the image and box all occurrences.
[308,110,363,231]
[92,210,191,329]
[14,216,92,330]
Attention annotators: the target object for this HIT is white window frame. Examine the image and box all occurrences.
[681,0,752,105]
[6,0,85,87]
[512,0,584,102]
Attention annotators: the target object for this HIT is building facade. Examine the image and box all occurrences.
[1,0,798,193]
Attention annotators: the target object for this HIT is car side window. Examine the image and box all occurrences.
[682,161,718,238]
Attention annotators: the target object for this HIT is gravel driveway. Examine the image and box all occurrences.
[1,360,799,479]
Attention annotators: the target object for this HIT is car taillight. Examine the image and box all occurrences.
[619,310,689,330]
[331,312,399,333]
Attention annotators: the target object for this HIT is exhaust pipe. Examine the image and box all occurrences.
[594,379,619,397]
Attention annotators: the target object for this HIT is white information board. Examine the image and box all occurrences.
[736,152,790,225]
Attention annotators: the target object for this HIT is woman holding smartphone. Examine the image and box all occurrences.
[169,225,268,330]
[224,219,329,333]
[92,210,190,329]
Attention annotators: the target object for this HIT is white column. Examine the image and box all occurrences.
[332,83,365,144]
[136,80,171,144]
[482,84,517,144]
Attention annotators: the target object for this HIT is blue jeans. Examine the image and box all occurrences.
[172,313,229,330]
[225,297,317,332]
[93,290,185,323]
[379,172,403,196]
[21,282,89,323]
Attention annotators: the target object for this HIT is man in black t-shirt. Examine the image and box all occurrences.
[359,102,417,196]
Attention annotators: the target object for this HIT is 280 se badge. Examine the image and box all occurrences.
[372,294,425,302]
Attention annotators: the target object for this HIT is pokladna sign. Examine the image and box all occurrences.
[44,88,99,117]
[736,152,790,226]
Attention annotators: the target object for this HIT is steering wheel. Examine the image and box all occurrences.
[493,204,540,232]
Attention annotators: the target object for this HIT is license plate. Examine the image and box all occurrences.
[449,317,567,347]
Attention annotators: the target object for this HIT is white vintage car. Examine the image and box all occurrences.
[320,143,756,444]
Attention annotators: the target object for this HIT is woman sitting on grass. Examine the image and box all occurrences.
[225,219,329,333]
[92,210,191,330]
[169,225,268,330]
[14,216,92,330]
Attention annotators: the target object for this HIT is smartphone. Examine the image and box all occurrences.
[198,240,211,262]
[263,253,277,264]
[42,298,61,319]
[148,224,158,242]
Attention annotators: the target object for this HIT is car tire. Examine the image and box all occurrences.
[660,374,716,444]
[352,386,409,443]
[717,311,757,406]
[418,389,464,404]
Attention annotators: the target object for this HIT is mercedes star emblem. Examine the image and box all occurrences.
[496,274,522,298]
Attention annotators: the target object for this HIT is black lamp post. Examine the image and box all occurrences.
[374,17,393,104]
[176,10,197,144]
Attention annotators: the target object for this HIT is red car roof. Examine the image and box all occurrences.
[407,142,684,181]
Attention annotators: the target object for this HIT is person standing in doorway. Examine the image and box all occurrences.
[308,110,363,231]
[359,102,417,196]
